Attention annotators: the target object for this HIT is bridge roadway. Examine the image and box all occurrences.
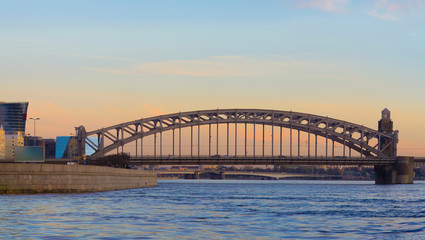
[4,157,423,167]
[130,156,399,166]
[159,171,342,180]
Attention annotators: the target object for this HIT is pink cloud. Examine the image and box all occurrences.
[85,56,316,78]
[26,100,77,138]
[366,10,398,21]
[297,0,349,13]
[375,0,425,13]
[143,104,166,116]
[367,0,425,21]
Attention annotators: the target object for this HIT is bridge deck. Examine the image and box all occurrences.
[159,171,342,179]
[130,156,397,166]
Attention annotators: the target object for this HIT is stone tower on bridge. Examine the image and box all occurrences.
[375,108,413,184]
[378,108,393,133]
[378,108,395,157]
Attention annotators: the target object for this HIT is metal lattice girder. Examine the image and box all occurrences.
[81,109,397,158]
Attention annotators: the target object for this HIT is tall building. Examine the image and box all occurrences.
[5,131,24,159]
[0,125,5,159]
[0,102,29,135]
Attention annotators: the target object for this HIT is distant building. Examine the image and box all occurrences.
[23,136,56,159]
[0,125,5,159]
[5,131,24,159]
[0,102,29,135]
[44,139,56,159]
[24,136,44,147]
[56,136,78,159]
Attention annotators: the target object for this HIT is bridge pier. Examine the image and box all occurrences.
[374,165,397,184]
[375,157,414,184]
[194,171,200,179]
[396,157,414,184]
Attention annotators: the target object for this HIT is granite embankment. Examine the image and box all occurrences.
[0,164,157,194]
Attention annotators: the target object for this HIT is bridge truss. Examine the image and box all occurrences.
[76,109,398,160]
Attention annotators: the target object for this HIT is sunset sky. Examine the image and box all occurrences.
[1,0,425,156]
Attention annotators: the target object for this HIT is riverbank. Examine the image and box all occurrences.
[0,163,157,194]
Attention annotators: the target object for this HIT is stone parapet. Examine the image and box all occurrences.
[0,164,157,194]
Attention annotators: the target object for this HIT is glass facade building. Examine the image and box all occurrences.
[56,136,78,159]
[55,136,97,159]
[0,102,29,135]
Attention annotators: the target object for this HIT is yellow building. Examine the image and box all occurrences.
[0,125,5,160]
[5,131,24,160]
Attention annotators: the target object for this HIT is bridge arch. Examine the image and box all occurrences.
[78,109,398,159]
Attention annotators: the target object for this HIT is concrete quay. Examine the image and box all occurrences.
[0,164,157,194]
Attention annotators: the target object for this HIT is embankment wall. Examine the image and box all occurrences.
[0,164,157,194]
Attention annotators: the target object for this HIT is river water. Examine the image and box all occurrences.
[1,180,425,239]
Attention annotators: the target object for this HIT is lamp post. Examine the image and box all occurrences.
[29,117,40,146]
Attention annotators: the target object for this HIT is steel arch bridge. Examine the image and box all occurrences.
[76,109,398,161]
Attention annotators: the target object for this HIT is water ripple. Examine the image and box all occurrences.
[1,180,425,239]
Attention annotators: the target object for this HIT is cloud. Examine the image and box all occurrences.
[294,0,425,20]
[85,56,316,78]
[67,54,139,62]
[367,0,425,21]
[297,0,349,13]
[366,10,398,21]
[375,0,425,12]
[143,104,166,116]
[26,100,76,138]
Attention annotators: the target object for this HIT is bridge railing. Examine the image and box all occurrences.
[128,155,397,166]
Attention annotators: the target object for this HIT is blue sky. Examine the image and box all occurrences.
[1,0,425,155]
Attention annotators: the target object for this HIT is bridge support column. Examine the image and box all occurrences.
[374,165,397,184]
[396,157,414,184]
[375,156,414,184]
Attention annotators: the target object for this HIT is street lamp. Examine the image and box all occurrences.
[29,117,40,146]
